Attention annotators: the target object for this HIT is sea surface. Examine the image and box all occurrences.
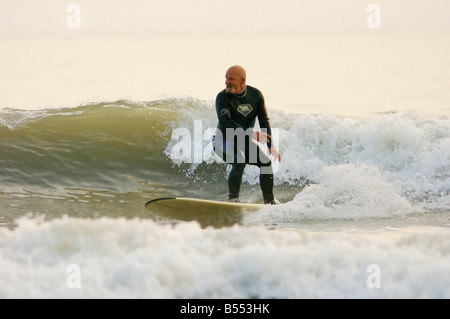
[0,35,449,298]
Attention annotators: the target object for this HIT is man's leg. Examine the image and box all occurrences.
[260,170,274,204]
[228,162,246,200]
[214,134,276,203]
[247,139,276,204]
[213,134,246,201]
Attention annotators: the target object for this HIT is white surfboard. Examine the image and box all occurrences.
[145,197,264,222]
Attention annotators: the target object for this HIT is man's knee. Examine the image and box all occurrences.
[231,162,246,174]
[261,165,273,175]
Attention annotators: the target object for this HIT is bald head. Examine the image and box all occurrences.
[227,65,246,79]
[225,65,247,94]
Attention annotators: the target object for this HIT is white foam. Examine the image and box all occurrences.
[165,108,449,212]
[0,217,448,298]
[0,108,84,131]
[246,164,413,223]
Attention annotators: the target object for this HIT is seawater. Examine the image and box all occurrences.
[0,34,449,298]
[0,99,448,298]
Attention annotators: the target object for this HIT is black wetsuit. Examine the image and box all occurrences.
[213,86,275,204]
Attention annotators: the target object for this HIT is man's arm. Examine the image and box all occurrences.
[256,92,273,148]
[256,92,281,162]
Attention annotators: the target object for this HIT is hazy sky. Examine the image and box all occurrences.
[1,1,449,114]
[1,0,450,37]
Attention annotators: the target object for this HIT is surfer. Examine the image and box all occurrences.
[212,65,281,204]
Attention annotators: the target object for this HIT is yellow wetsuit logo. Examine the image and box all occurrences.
[237,104,253,117]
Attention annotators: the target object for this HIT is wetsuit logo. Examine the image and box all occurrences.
[237,104,253,117]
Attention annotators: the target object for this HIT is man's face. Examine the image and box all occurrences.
[225,69,244,93]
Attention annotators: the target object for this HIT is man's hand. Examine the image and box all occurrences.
[251,131,281,162]
[251,131,270,144]
[269,147,282,162]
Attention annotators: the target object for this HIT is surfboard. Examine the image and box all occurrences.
[145,197,264,222]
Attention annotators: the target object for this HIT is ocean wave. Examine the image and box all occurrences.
[1,98,449,213]
[0,216,448,298]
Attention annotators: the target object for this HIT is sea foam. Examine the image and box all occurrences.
[0,216,448,298]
